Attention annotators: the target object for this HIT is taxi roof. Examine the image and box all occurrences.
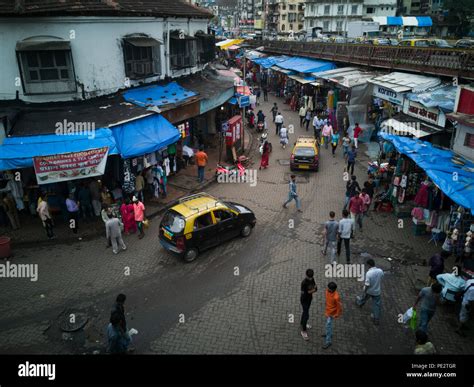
[295,136,317,145]
[171,193,226,218]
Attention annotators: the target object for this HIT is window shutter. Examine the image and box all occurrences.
[152,44,161,75]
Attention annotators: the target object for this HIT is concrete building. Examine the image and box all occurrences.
[277,0,305,34]
[448,86,474,162]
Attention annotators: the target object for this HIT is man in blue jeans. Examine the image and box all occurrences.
[283,175,302,212]
[413,282,443,332]
[356,259,384,325]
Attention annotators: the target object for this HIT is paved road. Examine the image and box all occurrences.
[0,93,472,355]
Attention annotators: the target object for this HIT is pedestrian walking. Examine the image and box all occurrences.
[111,293,128,332]
[299,106,306,128]
[255,87,261,105]
[259,140,271,170]
[107,311,131,354]
[1,193,20,230]
[106,213,126,254]
[133,196,146,239]
[283,174,302,212]
[323,211,339,264]
[120,198,137,235]
[346,145,357,175]
[300,269,317,340]
[344,175,361,210]
[363,175,375,202]
[77,183,93,220]
[322,120,332,149]
[279,126,289,149]
[322,282,342,349]
[195,145,208,183]
[353,122,363,149]
[331,130,340,157]
[348,193,364,231]
[356,259,384,325]
[270,102,278,122]
[65,193,80,239]
[414,330,436,354]
[274,112,284,135]
[263,85,268,102]
[135,172,145,203]
[36,194,55,239]
[337,209,354,263]
[456,278,474,337]
[413,282,443,333]
[342,132,351,159]
[312,114,321,141]
[427,250,449,286]
[89,179,101,217]
[360,188,371,220]
[304,109,312,131]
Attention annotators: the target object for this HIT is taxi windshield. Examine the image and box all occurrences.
[162,210,185,233]
[295,147,315,157]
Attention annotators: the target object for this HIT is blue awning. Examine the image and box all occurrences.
[112,114,180,159]
[0,128,118,171]
[252,56,289,69]
[406,85,457,112]
[416,16,432,27]
[380,133,474,214]
[387,16,403,26]
[123,82,197,108]
[274,56,336,74]
[228,97,238,105]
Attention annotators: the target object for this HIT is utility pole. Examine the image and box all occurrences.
[242,52,246,154]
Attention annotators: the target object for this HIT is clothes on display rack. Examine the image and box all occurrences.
[414,181,430,207]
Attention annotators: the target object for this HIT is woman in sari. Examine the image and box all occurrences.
[120,198,136,234]
[259,140,271,170]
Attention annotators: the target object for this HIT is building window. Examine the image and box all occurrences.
[289,4,295,10]
[323,21,329,30]
[195,32,215,64]
[336,21,343,31]
[17,42,76,95]
[337,5,344,15]
[311,5,315,13]
[170,31,197,70]
[282,24,285,31]
[351,5,358,14]
[282,14,286,20]
[288,12,296,22]
[310,19,314,27]
[324,5,330,15]
[298,24,303,30]
[366,7,374,14]
[464,133,474,148]
[123,37,161,79]
[289,23,293,30]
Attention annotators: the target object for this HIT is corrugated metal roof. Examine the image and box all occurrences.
[369,72,441,93]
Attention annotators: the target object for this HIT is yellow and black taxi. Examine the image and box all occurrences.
[159,193,256,262]
[290,136,319,172]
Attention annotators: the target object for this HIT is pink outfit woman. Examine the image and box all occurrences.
[120,203,137,234]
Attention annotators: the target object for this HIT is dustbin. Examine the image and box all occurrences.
[0,236,11,259]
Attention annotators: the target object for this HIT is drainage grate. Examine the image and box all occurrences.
[278,159,290,166]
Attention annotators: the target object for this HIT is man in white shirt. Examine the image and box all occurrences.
[312,115,321,140]
[337,209,354,263]
[356,259,384,325]
[457,278,474,336]
[274,112,284,135]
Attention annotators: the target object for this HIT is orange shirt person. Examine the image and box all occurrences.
[323,282,342,349]
[195,145,208,183]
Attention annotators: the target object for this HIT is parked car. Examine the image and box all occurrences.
[429,39,453,48]
[159,193,257,262]
[455,39,474,48]
[290,136,319,172]
[398,39,431,47]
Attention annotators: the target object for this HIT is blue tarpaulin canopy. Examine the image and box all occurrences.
[123,82,197,108]
[416,16,433,27]
[387,16,403,26]
[0,128,118,171]
[406,85,457,112]
[252,56,289,69]
[112,114,180,159]
[275,56,336,74]
[380,132,474,214]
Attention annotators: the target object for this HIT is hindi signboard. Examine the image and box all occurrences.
[33,147,109,185]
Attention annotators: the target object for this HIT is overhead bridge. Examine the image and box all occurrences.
[245,41,474,80]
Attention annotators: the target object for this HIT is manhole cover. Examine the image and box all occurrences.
[59,311,89,332]
[278,159,290,166]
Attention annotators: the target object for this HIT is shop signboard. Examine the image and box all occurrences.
[372,85,405,105]
[33,147,109,185]
[238,95,250,108]
[226,115,242,146]
[403,100,446,127]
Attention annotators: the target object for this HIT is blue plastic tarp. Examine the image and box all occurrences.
[0,128,118,171]
[275,56,336,74]
[416,16,433,27]
[387,16,403,26]
[252,56,289,69]
[380,133,474,214]
[405,85,457,112]
[123,82,197,108]
[112,114,180,159]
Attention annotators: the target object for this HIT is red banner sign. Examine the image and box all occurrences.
[33,147,109,184]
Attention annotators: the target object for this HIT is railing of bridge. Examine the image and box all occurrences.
[245,40,474,80]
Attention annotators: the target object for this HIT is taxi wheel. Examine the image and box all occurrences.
[241,224,252,237]
[183,248,199,263]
